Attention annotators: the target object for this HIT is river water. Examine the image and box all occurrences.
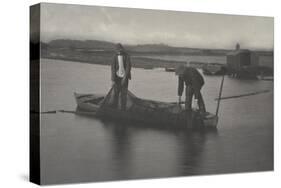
[39,58,273,184]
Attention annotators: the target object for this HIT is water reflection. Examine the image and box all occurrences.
[103,121,133,179]
[100,117,218,179]
[176,130,218,175]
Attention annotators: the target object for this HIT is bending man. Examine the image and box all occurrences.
[175,65,206,114]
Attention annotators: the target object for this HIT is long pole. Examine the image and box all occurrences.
[214,89,270,101]
[216,74,225,116]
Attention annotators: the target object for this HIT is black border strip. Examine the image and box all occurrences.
[30,3,41,185]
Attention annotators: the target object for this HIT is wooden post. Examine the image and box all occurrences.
[216,74,225,116]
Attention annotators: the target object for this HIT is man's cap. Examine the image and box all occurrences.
[175,65,186,76]
[116,43,124,51]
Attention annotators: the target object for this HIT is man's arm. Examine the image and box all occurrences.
[178,77,184,97]
[193,87,200,100]
[124,54,131,79]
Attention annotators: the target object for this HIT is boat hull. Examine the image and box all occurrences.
[74,92,218,129]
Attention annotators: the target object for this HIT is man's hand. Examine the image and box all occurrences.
[121,78,127,86]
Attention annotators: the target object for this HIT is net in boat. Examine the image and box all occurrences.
[99,87,182,114]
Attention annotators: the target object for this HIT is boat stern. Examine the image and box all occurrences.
[203,113,218,128]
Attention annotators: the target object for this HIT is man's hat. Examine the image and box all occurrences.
[116,43,124,51]
[175,65,186,76]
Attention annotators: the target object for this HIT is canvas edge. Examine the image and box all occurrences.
[30,3,41,185]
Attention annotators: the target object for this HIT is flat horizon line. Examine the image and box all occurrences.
[40,38,274,52]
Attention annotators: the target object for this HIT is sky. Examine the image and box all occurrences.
[40,3,274,50]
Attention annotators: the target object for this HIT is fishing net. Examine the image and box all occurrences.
[100,87,182,114]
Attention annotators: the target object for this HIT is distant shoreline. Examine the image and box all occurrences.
[41,54,189,69]
[37,39,273,69]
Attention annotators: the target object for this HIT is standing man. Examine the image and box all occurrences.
[111,43,132,110]
[175,65,206,114]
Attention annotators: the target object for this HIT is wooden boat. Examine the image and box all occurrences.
[74,91,218,130]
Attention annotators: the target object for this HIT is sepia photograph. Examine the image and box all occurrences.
[30,3,273,185]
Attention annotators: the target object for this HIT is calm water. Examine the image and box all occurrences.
[40,58,273,185]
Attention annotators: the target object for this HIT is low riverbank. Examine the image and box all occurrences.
[41,51,187,69]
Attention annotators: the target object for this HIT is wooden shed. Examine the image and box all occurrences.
[226,49,259,79]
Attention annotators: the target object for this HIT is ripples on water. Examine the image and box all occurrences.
[40,59,273,184]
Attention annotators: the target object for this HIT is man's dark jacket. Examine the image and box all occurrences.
[111,52,131,81]
[178,67,204,97]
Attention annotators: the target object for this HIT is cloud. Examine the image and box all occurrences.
[40,3,273,50]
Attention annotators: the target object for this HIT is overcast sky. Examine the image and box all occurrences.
[40,3,274,50]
